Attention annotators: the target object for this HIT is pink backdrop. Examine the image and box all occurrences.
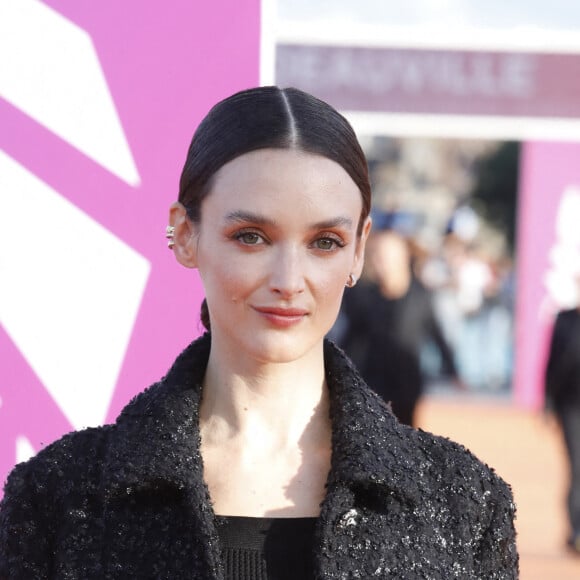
[514,142,580,409]
[0,0,260,491]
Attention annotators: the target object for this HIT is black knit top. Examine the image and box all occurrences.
[216,516,317,580]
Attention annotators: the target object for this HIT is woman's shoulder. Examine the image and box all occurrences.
[326,340,513,501]
[3,424,113,496]
[357,387,512,505]
[3,377,168,494]
[2,333,211,506]
[414,425,511,494]
[384,417,516,527]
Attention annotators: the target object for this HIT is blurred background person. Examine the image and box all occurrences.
[333,214,464,426]
[420,208,515,393]
[545,272,580,555]
[444,234,498,390]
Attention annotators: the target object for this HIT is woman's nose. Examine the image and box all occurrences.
[269,246,305,297]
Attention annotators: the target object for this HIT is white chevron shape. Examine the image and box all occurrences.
[0,0,140,186]
[0,151,151,429]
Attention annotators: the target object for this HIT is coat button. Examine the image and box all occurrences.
[337,508,359,529]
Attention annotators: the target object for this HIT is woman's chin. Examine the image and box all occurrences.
[241,332,323,366]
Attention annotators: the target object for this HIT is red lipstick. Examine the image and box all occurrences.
[253,307,308,328]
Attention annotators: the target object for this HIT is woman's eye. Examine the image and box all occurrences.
[237,232,263,245]
[314,237,341,251]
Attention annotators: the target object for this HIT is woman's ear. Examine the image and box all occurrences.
[168,202,199,268]
[352,216,372,280]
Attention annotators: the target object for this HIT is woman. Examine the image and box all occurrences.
[0,87,518,578]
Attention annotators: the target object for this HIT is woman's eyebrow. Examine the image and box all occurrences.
[310,217,354,230]
[224,211,353,230]
[224,210,275,226]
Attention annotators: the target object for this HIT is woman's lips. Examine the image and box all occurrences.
[253,307,308,327]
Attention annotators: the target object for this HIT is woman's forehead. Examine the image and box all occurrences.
[207,148,362,208]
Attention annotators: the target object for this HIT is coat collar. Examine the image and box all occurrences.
[103,333,423,505]
[323,339,424,505]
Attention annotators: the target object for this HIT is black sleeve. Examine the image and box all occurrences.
[544,312,565,408]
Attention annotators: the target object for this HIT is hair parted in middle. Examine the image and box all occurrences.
[178,86,371,233]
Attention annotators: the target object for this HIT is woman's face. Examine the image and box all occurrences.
[183,148,370,364]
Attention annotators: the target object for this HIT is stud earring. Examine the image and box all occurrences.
[165,225,175,249]
[346,274,356,288]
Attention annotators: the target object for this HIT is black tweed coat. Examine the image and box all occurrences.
[0,334,518,579]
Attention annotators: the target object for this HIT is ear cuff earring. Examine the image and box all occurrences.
[346,274,357,288]
[165,225,175,249]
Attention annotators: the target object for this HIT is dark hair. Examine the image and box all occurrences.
[178,86,372,331]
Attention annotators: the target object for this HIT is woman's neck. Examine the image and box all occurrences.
[200,339,329,448]
[199,338,332,517]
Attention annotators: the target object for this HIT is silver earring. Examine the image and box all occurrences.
[165,225,175,249]
[346,274,356,288]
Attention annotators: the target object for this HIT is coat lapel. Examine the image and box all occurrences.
[323,340,423,506]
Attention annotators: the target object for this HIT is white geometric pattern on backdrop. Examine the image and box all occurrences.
[16,436,36,464]
[544,186,580,310]
[0,0,141,186]
[0,152,151,432]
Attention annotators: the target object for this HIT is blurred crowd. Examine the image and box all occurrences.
[419,224,515,393]
[331,211,514,426]
[331,136,517,414]
[384,140,514,382]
